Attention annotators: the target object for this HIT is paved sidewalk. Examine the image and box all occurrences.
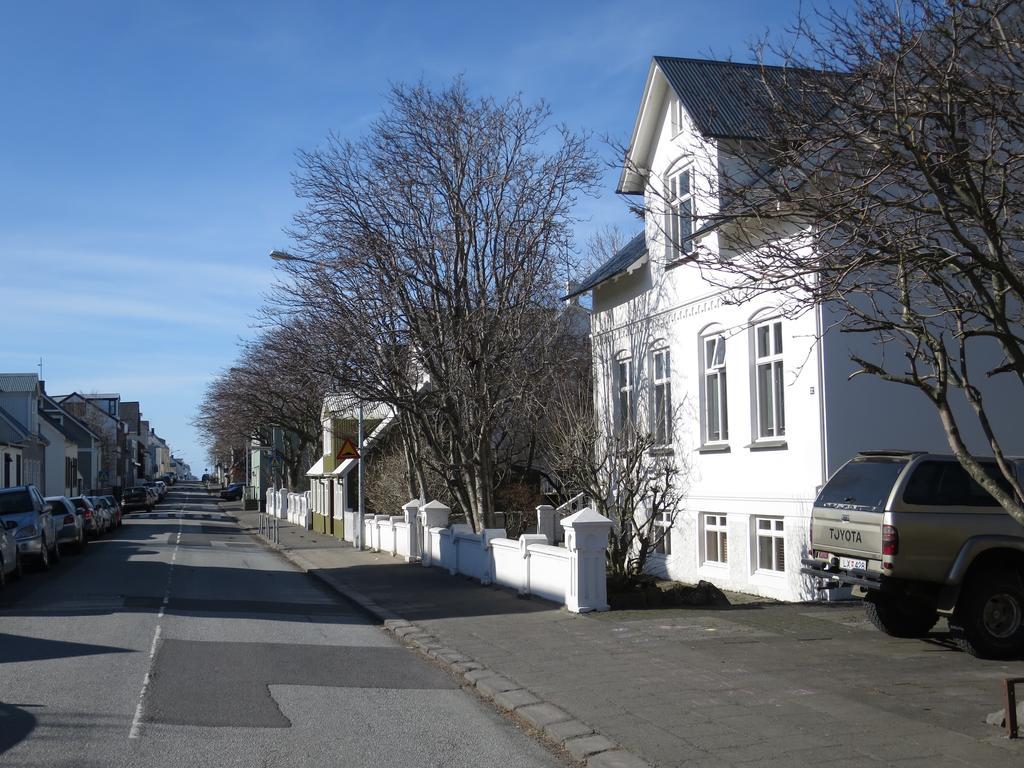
[230,504,1024,768]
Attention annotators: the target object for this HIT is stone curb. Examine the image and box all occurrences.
[247,523,651,768]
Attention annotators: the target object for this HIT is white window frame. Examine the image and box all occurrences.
[665,166,694,261]
[670,98,685,136]
[702,513,728,565]
[754,516,786,574]
[753,318,785,440]
[652,509,673,556]
[651,347,672,446]
[614,356,634,433]
[701,332,728,444]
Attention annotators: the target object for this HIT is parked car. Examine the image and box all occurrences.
[219,483,244,501]
[87,497,115,534]
[0,517,22,587]
[0,485,60,570]
[45,496,86,554]
[70,496,102,538]
[153,480,168,499]
[101,495,123,528]
[121,487,153,513]
[801,451,1024,658]
[144,482,165,502]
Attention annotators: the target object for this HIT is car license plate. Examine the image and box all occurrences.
[840,556,867,570]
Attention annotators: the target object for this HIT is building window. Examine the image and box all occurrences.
[703,514,728,564]
[755,517,785,572]
[702,333,728,443]
[666,167,694,260]
[652,509,673,555]
[754,319,785,439]
[670,98,683,135]
[651,348,672,445]
[615,356,633,432]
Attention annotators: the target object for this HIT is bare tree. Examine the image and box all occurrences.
[194,322,331,489]
[626,0,1024,523]
[547,374,687,585]
[277,78,599,532]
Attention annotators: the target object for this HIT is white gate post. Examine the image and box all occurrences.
[535,504,556,543]
[561,507,613,613]
[403,499,420,561]
[418,500,450,567]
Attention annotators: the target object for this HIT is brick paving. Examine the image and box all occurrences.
[231,504,1024,767]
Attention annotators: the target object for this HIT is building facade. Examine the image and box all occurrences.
[576,57,1024,602]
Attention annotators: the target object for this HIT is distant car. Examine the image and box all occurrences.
[70,496,102,538]
[121,487,153,513]
[45,496,86,554]
[101,495,122,528]
[86,496,113,535]
[144,482,165,502]
[0,518,22,587]
[219,483,244,501]
[153,480,167,499]
[0,485,60,571]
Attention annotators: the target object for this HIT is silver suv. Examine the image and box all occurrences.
[801,451,1024,658]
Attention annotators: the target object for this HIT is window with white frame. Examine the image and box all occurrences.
[614,356,633,432]
[701,333,728,443]
[651,348,672,446]
[703,513,728,564]
[755,517,785,572]
[652,509,672,555]
[665,167,694,260]
[670,98,684,135]
[754,318,786,440]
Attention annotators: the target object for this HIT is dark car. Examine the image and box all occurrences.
[220,483,244,501]
[121,487,153,514]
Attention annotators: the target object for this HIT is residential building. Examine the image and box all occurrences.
[0,406,28,488]
[573,57,1024,602]
[39,387,102,493]
[0,373,47,487]
[38,412,81,497]
[58,392,127,492]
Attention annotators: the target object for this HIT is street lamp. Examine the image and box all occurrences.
[270,249,319,265]
[270,248,365,548]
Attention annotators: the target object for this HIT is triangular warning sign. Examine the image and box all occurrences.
[336,438,360,461]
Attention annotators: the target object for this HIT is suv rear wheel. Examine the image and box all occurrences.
[865,594,939,638]
[955,569,1024,659]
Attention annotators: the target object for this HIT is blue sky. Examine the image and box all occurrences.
[0,0,839,471]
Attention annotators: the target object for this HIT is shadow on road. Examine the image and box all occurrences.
[0,633,133,664]
[0,702,36,755]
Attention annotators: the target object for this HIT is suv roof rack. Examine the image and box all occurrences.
[856,449,927,457]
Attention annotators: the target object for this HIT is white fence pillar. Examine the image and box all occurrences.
[561,507,613,613]
[535,504,556,543]
[418,500,450,567]
[403,499,420,561]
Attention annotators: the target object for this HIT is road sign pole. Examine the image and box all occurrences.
[355,402,365,550]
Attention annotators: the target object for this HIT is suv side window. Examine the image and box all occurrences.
[904,460,1013,507]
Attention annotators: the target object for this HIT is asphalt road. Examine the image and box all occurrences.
[0,482,562,768]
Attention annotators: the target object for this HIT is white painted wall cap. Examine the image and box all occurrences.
[560,507,613,527]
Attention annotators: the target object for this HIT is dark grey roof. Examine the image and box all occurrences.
[564,233,647,300]
[0,405,29,445]
[655,56,820,140]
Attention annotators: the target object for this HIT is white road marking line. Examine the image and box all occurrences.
[129,516,183,740]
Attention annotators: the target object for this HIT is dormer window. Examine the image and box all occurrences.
[666,167,694,261]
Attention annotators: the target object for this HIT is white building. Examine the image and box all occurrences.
[573,57,1024,602]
